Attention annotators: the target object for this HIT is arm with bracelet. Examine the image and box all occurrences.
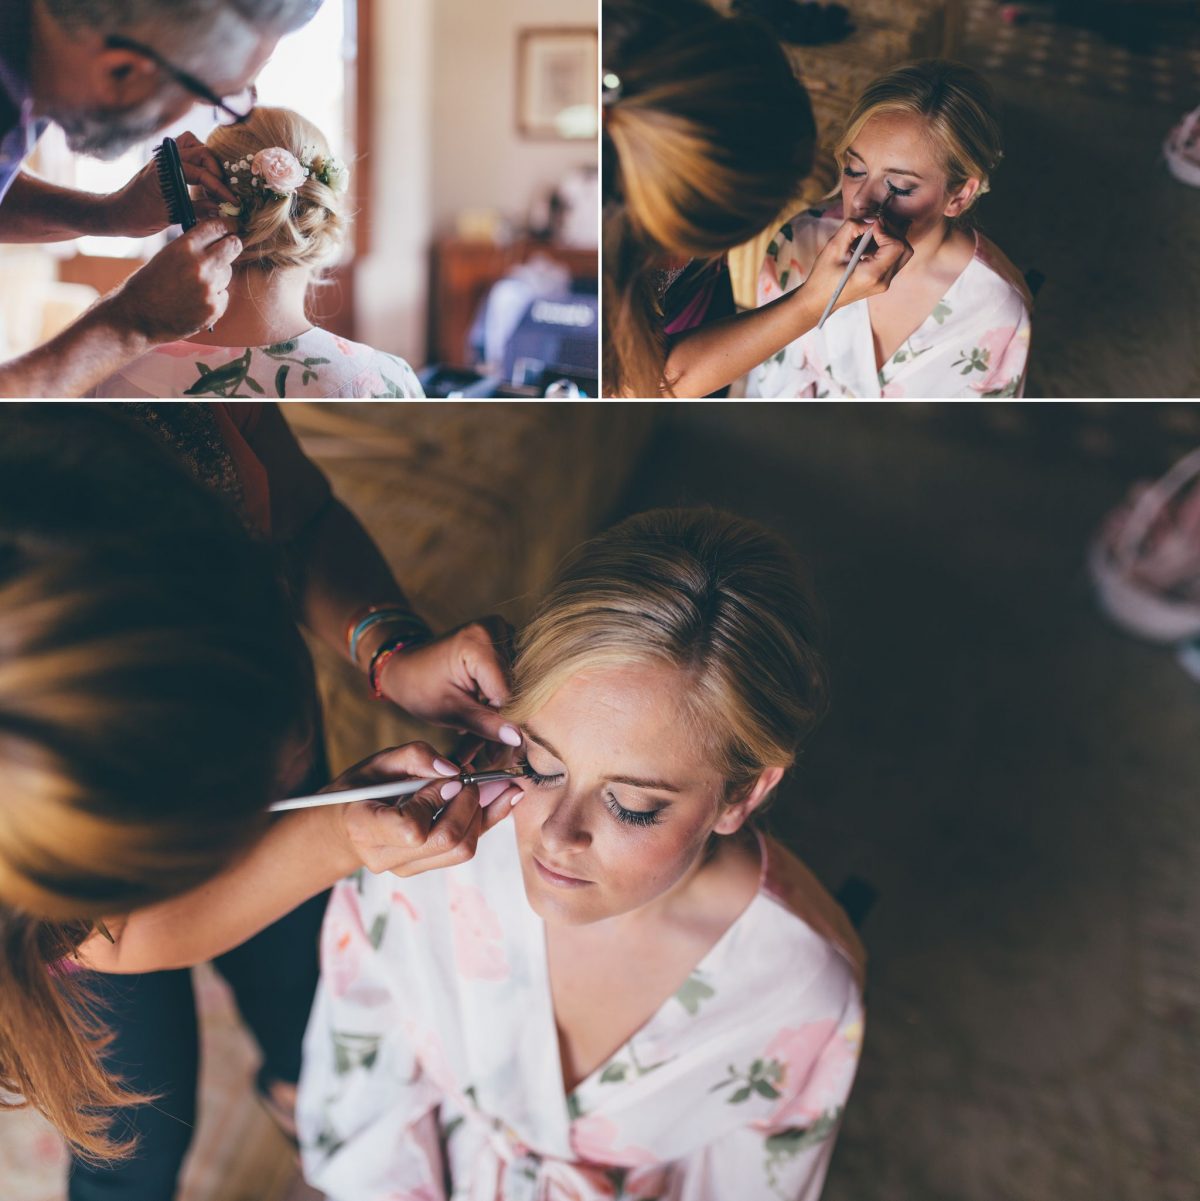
[242,404,520,747]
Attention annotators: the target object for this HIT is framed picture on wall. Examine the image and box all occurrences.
[517,27,598,141]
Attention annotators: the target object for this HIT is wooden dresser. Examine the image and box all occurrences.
[428,237,598,368]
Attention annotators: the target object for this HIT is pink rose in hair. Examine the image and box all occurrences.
[252,147,308,194]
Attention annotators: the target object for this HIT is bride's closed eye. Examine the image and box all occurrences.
[515,754,565,788]
[517,755,664,828]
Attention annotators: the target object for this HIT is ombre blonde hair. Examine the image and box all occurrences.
[0,407,310,1161]
[505,508,829,796]
[207,106,347,272]
[832,59,1004,217]
[603,0,815,397]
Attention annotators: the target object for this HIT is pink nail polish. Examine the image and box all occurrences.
[433,758,459,776]
[499,724,522,747]
[440,780,463,801]
[509,789,523,806]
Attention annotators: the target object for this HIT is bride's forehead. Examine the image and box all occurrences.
[534,664,697,747]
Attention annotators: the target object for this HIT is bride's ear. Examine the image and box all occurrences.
[712,765,785,835]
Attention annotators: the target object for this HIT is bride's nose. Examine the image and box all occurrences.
[850,185,891,217]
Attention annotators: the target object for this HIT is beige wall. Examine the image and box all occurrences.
[355,0,433,363]
[431,0,597,233]
[355,0,597,366]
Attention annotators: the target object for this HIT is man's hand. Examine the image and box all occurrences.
[101,219,242,344]
[325,742,523,879]
[100,132,237,237]
[378,617,522,748]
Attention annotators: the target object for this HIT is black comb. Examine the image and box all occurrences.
[153,137,197,231]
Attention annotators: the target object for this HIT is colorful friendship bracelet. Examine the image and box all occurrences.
[346,605,431,664]
[367,633,430,699]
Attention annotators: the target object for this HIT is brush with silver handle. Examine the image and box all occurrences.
[268,769,527,813]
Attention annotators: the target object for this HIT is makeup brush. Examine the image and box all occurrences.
[267,769,527,813]
[816,184,898,330]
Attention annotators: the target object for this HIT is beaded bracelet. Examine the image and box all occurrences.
[367,634,429,699]
[346,605,431,664]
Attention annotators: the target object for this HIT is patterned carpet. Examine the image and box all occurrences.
[963,0,1200,110]
[621,404,1200,1201]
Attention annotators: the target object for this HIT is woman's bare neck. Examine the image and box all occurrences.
[187,264,314,349]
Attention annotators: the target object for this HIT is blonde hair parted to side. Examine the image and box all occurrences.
[506,509,829,796]
[603,0,816,397]
[832,59,1004,218]
[0,408,310,1162]
[207,106,348,272]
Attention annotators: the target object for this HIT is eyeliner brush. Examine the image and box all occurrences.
[267,769,527,813]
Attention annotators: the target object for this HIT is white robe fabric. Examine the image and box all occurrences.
[93,327,424,399]
[297,820,866,1201]
[747,206,1032,399]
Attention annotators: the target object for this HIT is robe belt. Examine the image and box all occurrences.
[458,1104,597,1201]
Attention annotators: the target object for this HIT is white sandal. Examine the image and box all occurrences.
[1088,446,1200,643]
[1164,106,1200,188]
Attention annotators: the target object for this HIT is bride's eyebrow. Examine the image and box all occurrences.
[846,147,924,180]
[524,727,682,794]
[523,725,564,761]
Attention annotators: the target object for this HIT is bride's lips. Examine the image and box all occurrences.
[533,856,592,888]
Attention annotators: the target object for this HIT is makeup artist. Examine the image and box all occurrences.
[0,0,324,398]
[0,405,522,1198]
[602,0,913,398]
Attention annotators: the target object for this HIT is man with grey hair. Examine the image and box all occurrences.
[0,0,323,396]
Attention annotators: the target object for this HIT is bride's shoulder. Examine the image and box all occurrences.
[758,834,866,990]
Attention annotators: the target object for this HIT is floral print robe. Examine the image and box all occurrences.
[93,327,424,399]
[297,820,866,1201]
[748,205,1032,399]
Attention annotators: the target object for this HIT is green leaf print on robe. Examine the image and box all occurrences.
[675,971,715,1016]
[710,1057,784,1104]
[332,1030,383,1076]
[367,912,387,949]
[952,346,991,376]
[764,1110,841,1198]
[183,342,331,398]
[931,299,952,325]
[372,373,416,399]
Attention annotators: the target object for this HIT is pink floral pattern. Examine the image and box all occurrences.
[299,826,864,1201]
[970,324,1030,396]
[447,880,510,981]
[750,208,1031,399]
[762,1018,862,1129]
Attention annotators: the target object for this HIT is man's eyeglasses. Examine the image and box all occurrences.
[104,34,258,126]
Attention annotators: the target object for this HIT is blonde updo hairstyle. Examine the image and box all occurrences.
[505,508,829,802]
[207,106,347,272]
[832,59,1003,220]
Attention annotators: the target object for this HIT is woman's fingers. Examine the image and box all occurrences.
[325,741,458,792]
[481,784,524,834]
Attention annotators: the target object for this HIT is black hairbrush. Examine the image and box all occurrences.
[153,137,196,231]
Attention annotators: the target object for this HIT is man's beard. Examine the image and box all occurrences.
[50,102,169,160]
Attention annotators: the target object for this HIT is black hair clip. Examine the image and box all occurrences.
[602,70,623,107]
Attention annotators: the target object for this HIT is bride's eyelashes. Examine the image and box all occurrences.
[516,756,665,828]
[604,792,664,828]
[515,754,565,788]
[841,165,916,196]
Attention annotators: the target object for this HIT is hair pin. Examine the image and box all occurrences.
[602,71,623,106]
